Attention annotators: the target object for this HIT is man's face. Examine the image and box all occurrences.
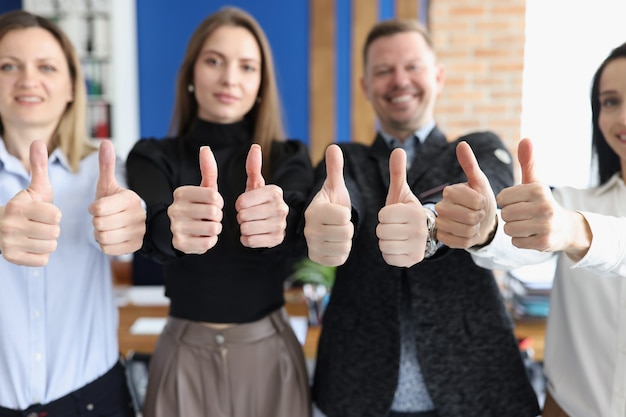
[361,31,444,140]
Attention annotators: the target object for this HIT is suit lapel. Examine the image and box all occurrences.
[367,127,449,193]
[407,127,448,188]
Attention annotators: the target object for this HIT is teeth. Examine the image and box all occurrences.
[391,95,412,103]
[18,96,42,102]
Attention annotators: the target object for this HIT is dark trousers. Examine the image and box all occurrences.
[388,411,438,417]
[0,362,135,417]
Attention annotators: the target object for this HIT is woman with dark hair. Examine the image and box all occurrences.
[126,6,313,417]
[0,10,145,417]
[436,42,626,417]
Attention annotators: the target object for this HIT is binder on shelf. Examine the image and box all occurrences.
[88,101,111,139]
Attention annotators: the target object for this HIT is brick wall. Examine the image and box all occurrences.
[430,0,526,156]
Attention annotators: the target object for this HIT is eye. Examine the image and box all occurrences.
[205,57,222,67]
[40,64,56,73]
[601,97,620,108]
[242,63,257,72]
[0,63,17,72]
[374,68,392,77]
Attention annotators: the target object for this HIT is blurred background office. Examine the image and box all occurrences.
[3,0,625,184]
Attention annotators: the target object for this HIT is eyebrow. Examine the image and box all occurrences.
[199,49,260,63]
[0,54,61,61]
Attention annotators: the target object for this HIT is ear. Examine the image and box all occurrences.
[360,74,371,101]
[435,63,446,95]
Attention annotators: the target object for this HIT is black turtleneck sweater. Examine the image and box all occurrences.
[126,119,314,323]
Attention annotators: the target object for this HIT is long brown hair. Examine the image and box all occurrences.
[170,6,285,171]
[0,10,92,172]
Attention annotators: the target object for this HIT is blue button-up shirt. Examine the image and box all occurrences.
[0,139,121,409]
[379,121,437,411]
[380,120,435,169]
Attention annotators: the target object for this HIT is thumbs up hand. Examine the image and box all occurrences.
[304,144,353,266]
[435,141,498,248]
[88,140,146,256]
[497,138,590,256]
[377,148,426,267]
[168,146,224,254]
[0,140,61,266]
[235,144,289,248]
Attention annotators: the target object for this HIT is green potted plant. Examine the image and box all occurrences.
[288,257,335,325]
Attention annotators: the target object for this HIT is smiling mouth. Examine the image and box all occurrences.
[16,96,42,103]
[390,95,414,104]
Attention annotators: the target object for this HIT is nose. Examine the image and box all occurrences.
[392,68,410,88]
[220,62,239,86]
[619,104,626,124]
[16,65,38,88]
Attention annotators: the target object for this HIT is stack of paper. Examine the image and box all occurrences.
[505,258,556,319]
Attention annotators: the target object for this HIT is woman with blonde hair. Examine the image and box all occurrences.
[0,10,145,417]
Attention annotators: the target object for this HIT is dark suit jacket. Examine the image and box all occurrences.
[312,128,540,417]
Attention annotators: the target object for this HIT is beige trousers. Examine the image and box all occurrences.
[143,309,312,417]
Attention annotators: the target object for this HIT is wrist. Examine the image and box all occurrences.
[424,207,439,258]
[471,213,498,249]
[565,211,592,261]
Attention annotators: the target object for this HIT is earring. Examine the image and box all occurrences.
[188,84,194,93]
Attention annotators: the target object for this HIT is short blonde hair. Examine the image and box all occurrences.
[362,19,434,69]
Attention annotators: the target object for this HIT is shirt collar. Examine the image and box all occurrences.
[0,137,72,177]
[379,120,436,149]
[596,172,625,195]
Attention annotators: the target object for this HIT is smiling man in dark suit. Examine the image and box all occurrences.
[304,18,540,417]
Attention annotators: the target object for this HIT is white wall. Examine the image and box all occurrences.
[109,0,139,160]
[521,0,626,187]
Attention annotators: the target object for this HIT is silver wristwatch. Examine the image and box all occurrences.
[424,208,439,258]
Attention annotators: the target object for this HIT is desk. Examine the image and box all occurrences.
[117,290,318,359]
[118,302,545,362]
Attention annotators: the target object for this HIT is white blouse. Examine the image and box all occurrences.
[470,173,626,417]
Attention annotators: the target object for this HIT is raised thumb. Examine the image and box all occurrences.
[386,148,407,205]
[245,144,265,191]
[199,146,218,189]
[27,140,53,203]
[456,141,488,191]
[518,138,538,184]
[324,144,349,204]
[95,140,118,199]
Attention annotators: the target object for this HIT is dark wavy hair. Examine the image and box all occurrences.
[590,42,626,184]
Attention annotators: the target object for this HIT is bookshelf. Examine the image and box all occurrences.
[22,0,139,158]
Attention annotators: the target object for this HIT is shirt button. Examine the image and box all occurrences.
[86,403,94,411]
[34,353,42,361]
[215,334,225,345]
[27,412,38,417]
[33,310,41,318]
[33,270,40,277]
